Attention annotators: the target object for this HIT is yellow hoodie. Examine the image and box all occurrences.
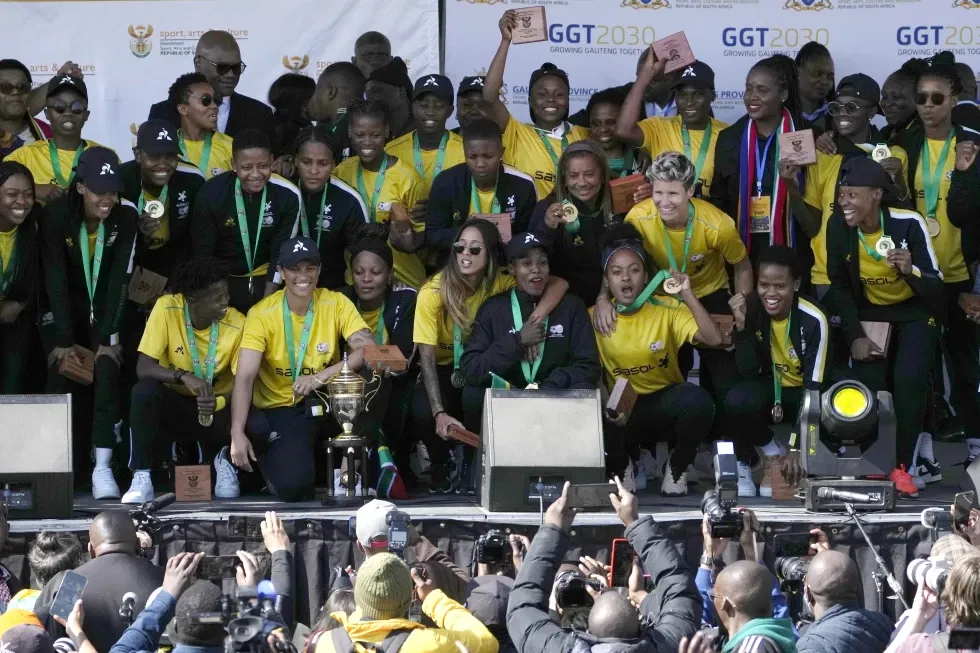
[315,589,499,653]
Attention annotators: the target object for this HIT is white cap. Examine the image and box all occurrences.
[355,499,396,548]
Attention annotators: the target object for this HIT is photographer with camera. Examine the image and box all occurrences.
[475,532,530,579]
[505,477,700,653]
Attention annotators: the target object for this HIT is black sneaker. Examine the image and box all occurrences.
[913,457,943,487]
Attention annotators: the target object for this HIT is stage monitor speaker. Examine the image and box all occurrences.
[0,394,73,519]
[479,389,605,512]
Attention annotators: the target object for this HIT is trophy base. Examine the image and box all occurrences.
[320,493,368,507]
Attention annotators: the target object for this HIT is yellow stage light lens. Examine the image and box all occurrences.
[832,387,868,418]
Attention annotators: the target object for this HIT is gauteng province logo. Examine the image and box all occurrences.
[282,55,311,74]
[783,0,831,9]
[128,25,154,58]
[954,0,980,7]
[622,0,670,8]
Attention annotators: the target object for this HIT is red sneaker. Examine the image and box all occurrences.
[889,465,919,498]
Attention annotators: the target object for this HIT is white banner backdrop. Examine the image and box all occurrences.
[446,0,980,127]
[4,0,440,156]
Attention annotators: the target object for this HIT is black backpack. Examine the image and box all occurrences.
[327,628,413,653]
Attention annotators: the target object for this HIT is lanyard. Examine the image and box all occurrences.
[682,121,713,185]
[413,131,449,181]
[137,185,169,215]
[616,269,670,313]
[182,302,219,384]
[453,322,464,371]
[282,295,315,380]
[299,185,329,247]
[608,147,636,178]
[857,210,889,262]
[233,178,267,277]
[536,124,569,169]
[921,129,954,219]
[79,221,104,325]
[356,156,389,223]
[0,230,18,296]
[178,130,212,177]
[510,290,547,386]
[755,132,776,196]
[48,141,83,187]
[771,313,792,408]
[660,202,696,274]
[469,177,500,215]
[373,301,387,344]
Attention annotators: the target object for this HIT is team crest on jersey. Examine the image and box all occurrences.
[176,191,190,219]
[317,343,329,353]
[263,201,274,225]
[321,204,333,230]
[788,346,799,360]
[690,254,705,262]
[649,340,664,352]
[65,236,74,248]
[107,230,118,246]
[224,217,235,227]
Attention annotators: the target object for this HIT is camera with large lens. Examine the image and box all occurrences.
[701,442,742,539]
[775,557,810,582]
[386,509,410,556]
[476,530,509,564]
[191,582,294,653]
[907,557,950,595]
[555,570,600,609]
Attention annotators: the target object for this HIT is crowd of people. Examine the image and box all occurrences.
[2,9,980,505]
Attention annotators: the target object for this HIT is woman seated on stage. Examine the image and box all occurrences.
[414,218,568,494]
[591,223,721,496]
[825,157,943,498]
[459,231,600,392]
[724,245,832,498]
[126,257,245,504]
[230,236,373,502]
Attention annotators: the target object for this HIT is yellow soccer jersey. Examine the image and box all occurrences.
[501,116,589,198]
[914,136,967,283]
[4,139,112,189]
[637,116,728,198]
[0,226,17,276]
[857,228,915,305]
[770,316,802,388]
[384,130,466,194]
[181,131,234,180]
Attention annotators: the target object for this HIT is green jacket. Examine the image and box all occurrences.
[723,618,797,653]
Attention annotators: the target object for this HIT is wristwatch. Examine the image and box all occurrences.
[700,554,721,568]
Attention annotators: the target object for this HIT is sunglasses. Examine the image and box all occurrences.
[828,100,873,117]
[916,92,948,106]
[189,93,221,107]
[0,82,31,95]
[198,56,246,76]
[453,243,483,256]
[48,100,86,115]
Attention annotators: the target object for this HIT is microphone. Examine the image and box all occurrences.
[119,592,138,623]
[141,493,176,515]
[816,487,877,503]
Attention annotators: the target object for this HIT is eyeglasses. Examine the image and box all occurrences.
[189,93,221,107]
[197,56,246,76]
[916,92,948,106]
[0,82,31,95]
[828,100,873,117]
[453,243,483,256]
[47,100,86,115]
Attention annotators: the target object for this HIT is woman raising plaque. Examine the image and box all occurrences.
[230,236,373,502]
[590,222,721,496]
[413,218,568,494]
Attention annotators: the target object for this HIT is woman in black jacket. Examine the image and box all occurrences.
[41,147,138,500]
[825,157,942,498]
[0,161,41,393]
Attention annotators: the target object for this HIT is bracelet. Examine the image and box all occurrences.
[433,410,446,420]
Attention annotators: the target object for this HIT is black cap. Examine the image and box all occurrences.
[529,63,569,92]
[839,157,894,190]
[413,74,454,104]
[367,57,413,97]
[506,232,551,261]
[136,120,180,156]
[74,147,123,193]
[46,74,87,100]
[458,76,486,95]
[672,61,716,90]
[278,236,321,268]
[836,73,881,107]
[465,576,514,627]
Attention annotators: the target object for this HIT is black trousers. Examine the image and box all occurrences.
[605,382,714,479]
[228,275,266,315]
[942,280,980,438]
[696,289,742,441]
[0,308,37,393]
[411,365,482,473]
[852,318,939,466]
[245,404,322,502]
[128,378,231,470]
[723,380,802,461]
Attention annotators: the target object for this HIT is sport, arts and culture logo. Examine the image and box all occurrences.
[128,25,154,58]
[622,0,670,8]
[282,55,311,74]
[783,0,832,9]
[953,0,980,7]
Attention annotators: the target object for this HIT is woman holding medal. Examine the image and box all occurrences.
[168,73,234,180]
[825,157,943,497]
[41,147,138,500]
[125,257,245,504]
[590,223,722,495]
[414,218,568,494]
[725,246,832,497]
[332,100,427,289]
[0,161,42,394]
[231,236,373,502]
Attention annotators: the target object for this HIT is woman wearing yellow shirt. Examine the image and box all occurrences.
[414,218,568,494]
[127,257,245,504]
[590,223,722,496]
[230,236,373,502]
[332,100,427,289]
[169,73,234,180]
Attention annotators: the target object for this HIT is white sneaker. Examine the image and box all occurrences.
[622,461,637,493]
[737,461,757,497]
[639,449,659,480]
[214,446,240,499]
[121,471,154,505]
[661,461,688,496]
[92,467,121,500]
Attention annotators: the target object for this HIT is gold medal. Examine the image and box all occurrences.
[662,277,682,294]
[875,236,895,257]
[451,369,465,389]
[525,383,539,390]
[772,404,784,424]
[198,412,213,427]
[144,200,165,219]
[561,200,578,223]
[927,217,941,238]
[871,144,891,163]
